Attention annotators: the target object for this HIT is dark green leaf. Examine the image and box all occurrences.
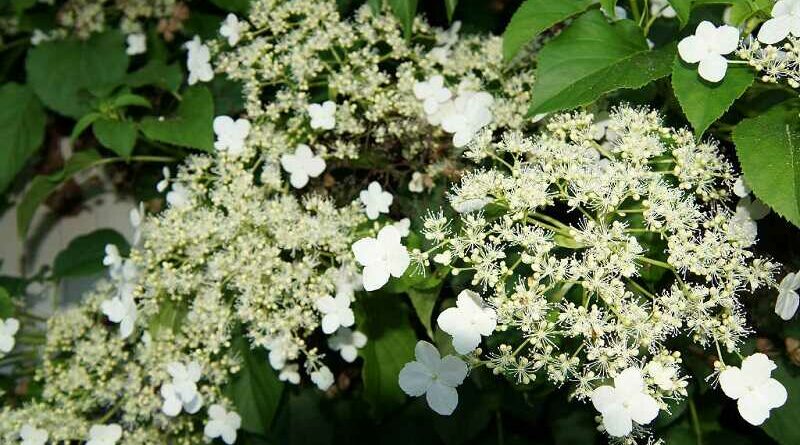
[761,357,800,444]
[210,0,250,13]
[225,336,285,434]
[407,286,439,339]
[502,0,596,62]
[52,229,129,279]
[0,83,46,195]
[600,0,618,17]
[667,0,693,27]
[93,119,138,158]
[0,287,13,319]
[388,0,418,39]
[139,86,214,152]
[444,0,458,22]
[71,112,103,141]
[110,93,151,109]
[125,60,183,92]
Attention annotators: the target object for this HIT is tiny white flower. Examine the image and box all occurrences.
[440,91,494,147]
[758,0,800,44]
[334,266,363,299]
[409,172,425,193]
[678,21,740,82]
[590,367,659,437]
[126,33,146,55]
[30,29,50,46]
[328,327,367,363]
[315,293,355,334]
[719,353,787,425]
[103,244,122,270]
[219,13,243,46]
[307,101,336,130]
[645,361,677,391]
[280,144,326,189]
[129,201,145,246]
[156,166,171,192]
[433,251,452,265]
[399,340,467,415]
[414,75,452,116]
[352,226,410,291]
[0,318,19,354]
[166,183,191,208]
[429,21,461,64]
[204,405,241,445]
[19,424,48,445]
[213,116,251,156]
[87,424,122,445]
[310,366,335,390]
[393,218,411,237]
[185,36,214,85]
[775,271,800,320]
[451,196,492,214]
[359,181,393,220]
[437,290,497,354]
[101,293,137,339]
[279,364,301,385]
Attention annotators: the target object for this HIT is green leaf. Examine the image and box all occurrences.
[444,0,458,22]
[733,103,800,227]
[388,0,418,39]
[16,149,104,238]
[52,229,129,279]
[139,86,214,152]
[71,112,103,141]
[762,357,800,444]
[26,31,129,118]
[225,336,284,434]
[210,0,250,13]
[502,0,596,62]
[0,287,14,319]
[368,0,382,14]
[407,286,440,339]
[0,83,46,195]
[529,11,675,115]
[125,60,183,92]
[110,93,151,109]
[600,0,618,16]
[93,119,138,158]
[667,0,693,27]
[672,59,754,136]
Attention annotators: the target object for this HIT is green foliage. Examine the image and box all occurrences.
[0,287,14,319]
[0,83,46,195]
[529,11,674,115]
[762,357,800,445]
[600,0,618,16]
[444,0,458,22]
[93,119,138,158]
[139,86,214,152]
[210,0,250,13]
[733,103,800,228]
[52,229,129,279]
[388,0,418,39]
[502,0,596,62]
[125,60,183,92]
[667,0,693,27]
[672,60,754,136]
[407,286,439,339]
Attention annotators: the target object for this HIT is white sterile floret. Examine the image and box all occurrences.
[775,271,800,320]
[280,144,326,189]
[758,0,800,44]
[86,424,122,445]
[220,13,243,46]
[166,183,191,208]
[311,366,335,390]
[161,361,204,416]
[437,290,497,354]
[103,244,122,270]
[328,327,367,362]
[360,181,393,220]
[399,340,468,415]
[156,166,171,192]
[352,226,410,291]
[393,218,410,237]
[733,176,752,198]
[19,424,48,445]
[414,75,452,116]
[213,116,251,156]
[185,36,214,85]
[129,202,144,246]
[590,367,660,437]
[307,101,337,130]
[645,361,678,391]
[650,0,677,18]
[440,91,494,147]
[0,318,19,355]
[279,364,301,384]
[204,405,241,445]
[719,353,787,425]
[315,292,355,334]
[678,21,740,82]
[101,293,137,339]
[125,33,146,55]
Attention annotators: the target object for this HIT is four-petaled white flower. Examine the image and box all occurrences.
[352,225,410,291]
[758,0,800,44]
[280,144,326,189]
[441,91,494,147]
[220,13,243,46]
[156,166,171,193]
[719,353,787,425]
[315,293,355,334]
[87,424,122,445]
[360,181,393,220]
[204,404,241,445]
[678,21,740,82]
[185,36,214,85]
[437,290,497,354]
[101,292,138,339]
[126,33,146,55]
[19,424,48,445]
[399,340,468,415]
[265,334,294,370]
[414,75,452,117]
[213,116,251,157]
[775,270,800,320]
[161,361,204,416]
[311,366,335,390]
[0,318,19,355]
[279,364,301,384]
[167,183,191,208]
[429,21,461,64]
[307,101,337,130]
[328,327,368,362]
[590,367,659,437]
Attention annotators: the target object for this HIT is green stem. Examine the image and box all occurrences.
[688,397,703,445]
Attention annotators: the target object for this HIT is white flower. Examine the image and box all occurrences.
[352,226,410,291]
[156,166,171,193]
[19,424,48,445]
[590,367,659,437]
[719,353,787,425]
[265,334,294,370]
[103,244,123,270]
[398,341,468,415]
[437,290,497,354]
[413,75,452,116]
[334,266,363,300]
[393,218,410,237]
[433,251,452,265]
[328,327,367,362]
[220,13,243,46]
[280,144,326,189]
[311,366,335,390]
[166,183,191,208]
[204,405,241,445]
[650,0,677,18]
[315,292,355,334]
[733,176,752,198]
[161,361,204,416]
[775,271,800,320]
[30,29,50,46]
[101,293,137,339]
[678,21,740,82]
[758,0,800,44]
[279,364,301,384]
[213,116,251,156]
[185,36,214,85]
[409,172,425,193]
[0,319,19,354]
[451,196,492,214]
[429,21,461,64]
[307,101,336,130]
[130,202,145,246]
[126,33,146,55]
[440,91,494,147]
[86,424,122,445]
[359,181,393,220]
[645,361,678,391]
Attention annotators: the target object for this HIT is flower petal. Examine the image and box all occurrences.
[361,265,390,291]
[398,362,433,396]
[627,393,659,425]
[698,54,728,82]
[414,340,442,369]
[591,385,618,413]
[719,367,746,400]
[426,381,459,415]
[601,404,633,437]
[737,395,771,425]
[758,16,793,44]
[741,353,776,383]
[678,35,705,63]
[437,355,468,387]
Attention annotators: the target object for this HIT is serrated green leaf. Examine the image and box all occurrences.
[93,119,138,158]
[388,0,418,39]
[225,336,284,434]
[672,59,754,136]
[761,356,800,444]
[0,287,14,319]
[667,0,693,26]
[125,60,183,92]
[502,0,596,62]
[529,11,675,115]
[444,0,458,22]
[52,229,129,279]
[0,83,46,195]
[733,103,800,228]
[139,86,214,152]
